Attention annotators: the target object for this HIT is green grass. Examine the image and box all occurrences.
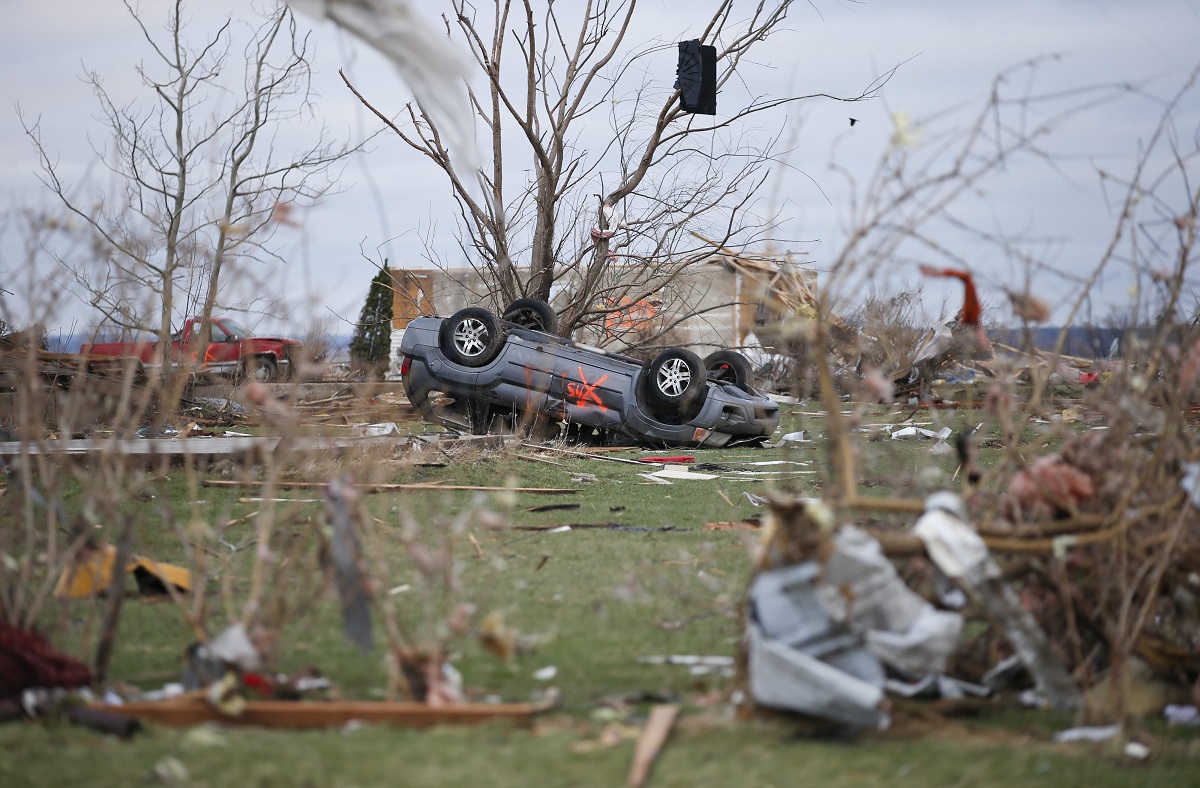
[4,401,1199,786]
[6,708,1200,786]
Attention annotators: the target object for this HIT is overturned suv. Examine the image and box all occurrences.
[399,299,780,447]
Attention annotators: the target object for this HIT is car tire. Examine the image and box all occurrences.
[244,355,278,382]
[440,307,506,367]
[703,350,752,387]
[502,297,558,335]
[644,348,706,423]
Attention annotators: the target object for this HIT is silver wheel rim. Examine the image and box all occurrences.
[656,357,692,397]
[251,361,272,381]
[453,317,489,357]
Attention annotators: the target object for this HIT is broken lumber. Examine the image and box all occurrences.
[202,480,580,496]
[92,692,558,729]
[627,704,679,788]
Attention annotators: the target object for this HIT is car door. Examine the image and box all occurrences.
[205,319,241,373]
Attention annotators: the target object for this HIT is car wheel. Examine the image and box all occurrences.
[643,348,706,423]
[440,307,506,367]
[703,350,752,387]
[244,356,278,382]
[502,297,558,335]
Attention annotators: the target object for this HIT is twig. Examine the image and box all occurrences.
[94,517,135,682]
[468,532,486,560]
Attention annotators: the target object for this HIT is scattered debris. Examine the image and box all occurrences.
[205,479,581,496]
[884,675,988,699]
[1164,704,1200,726]
[888,426,930,440]
[1004,455,1094,520]
[704,520,761,532]
[747,611,889,730]
[524,503,581,514]
[646,468,719,482]
[1181,462,1200,507]
[205,623,263,674]
[129,557,192,595]
[1053,724,1121,743]
[359,422,400,436]
[1124,741,1151,760]
[499,522,683,534]
[820,524,963,679]
[55,550,192,599]
[66,705,142,738]
[95,691,559,729]
[0,623,93,700]
[54,544,117,599]
[626,704,679,788]
[747,558,889,730]
[743,492,769,507]
[914,493,1080,710]
[638,655,735,677]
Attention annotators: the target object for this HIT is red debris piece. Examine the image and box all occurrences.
[0,623,92,701]
[1006,455,1094,520]
[919,265,982,326]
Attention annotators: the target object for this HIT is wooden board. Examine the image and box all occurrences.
[92,693,556,729]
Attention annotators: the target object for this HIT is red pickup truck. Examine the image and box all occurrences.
[80,317,303,382]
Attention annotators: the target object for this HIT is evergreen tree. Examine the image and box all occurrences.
[349,269,395,376]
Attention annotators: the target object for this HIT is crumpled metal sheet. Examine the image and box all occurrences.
[747,520,968,728]
[747,620,889,730]
[748,559,889,729]
[914,493,1081,710]
[821,525,962,677]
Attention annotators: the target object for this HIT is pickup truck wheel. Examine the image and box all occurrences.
[643,348,706,423]
[244,356,278,383]
[703,350,752,387]
[502,298,558,335]
[440,308,505,367]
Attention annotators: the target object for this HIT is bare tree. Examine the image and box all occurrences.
[24,0,354,381]
[342,0,887,340]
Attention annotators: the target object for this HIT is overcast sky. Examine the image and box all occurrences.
[2,0,1198,338]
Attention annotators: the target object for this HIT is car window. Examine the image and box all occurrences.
[220,320,250,339]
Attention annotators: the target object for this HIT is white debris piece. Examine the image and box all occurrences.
[360,422,399,436]
[1053,724,1121,743]
[747,524,965,730]
[648,467,720,481]
[889,425,951,441]
[1165,704,1200,726]
[206,623,262,673]
[1181,462,1200,507]
[747,619,889,731]
[819,525,962,677]
[914,492,1081,710]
